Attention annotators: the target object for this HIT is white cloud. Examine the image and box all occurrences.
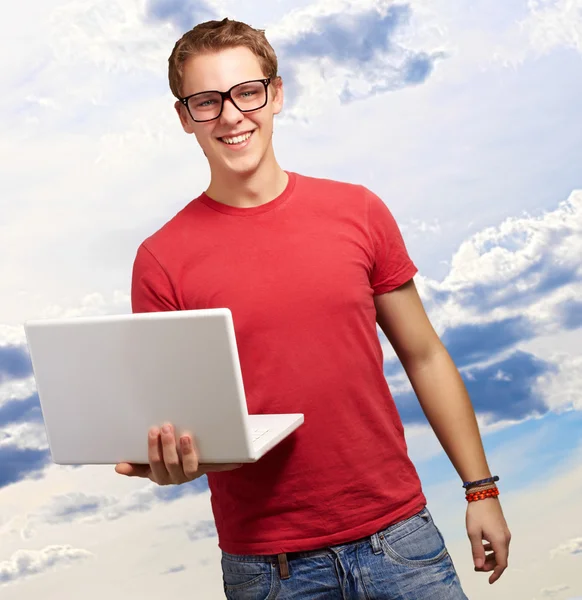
[0,327,28,348]
[24,95,60,110]
[542,584,571,597]
[492,370,512,382]
[186,519,217,541]
[523,0,582,55]
[36,291,131,320]
[0,545,92,585]
[267,0,390,41]
[267,0,447,120]
[551,537,582,559]
[0,378,36,407]
[446,191,580,290]
[416,190,582,335]
[431,0,582,69]
[0,422,47,452]
[36,492,119,525]
[21,478,209,541]
[536,352,582,412]
[48,0,170,74]
[401,217,442,237]
[402,423,443,463]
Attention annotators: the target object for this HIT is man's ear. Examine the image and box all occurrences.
[272,77,284,116]
[174,100,195,134]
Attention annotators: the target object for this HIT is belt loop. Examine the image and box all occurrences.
[370,533,382,555]
[278,553,290,580]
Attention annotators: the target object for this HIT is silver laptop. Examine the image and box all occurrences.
[24,308,304,465]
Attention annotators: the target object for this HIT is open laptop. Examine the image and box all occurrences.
[24,308,304,465]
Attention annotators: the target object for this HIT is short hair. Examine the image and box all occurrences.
[168,18,280,99]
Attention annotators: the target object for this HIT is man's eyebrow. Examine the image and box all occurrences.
[185,78,267,96]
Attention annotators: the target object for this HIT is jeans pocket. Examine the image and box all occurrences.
[379,508,449,566]
[221,555,274,600]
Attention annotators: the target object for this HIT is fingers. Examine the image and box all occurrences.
[160,424,186,482]
[474,550,496,572]
[148,426,170,484]
[115,462,150,478]
[180,434,200,480]
[181,436,241,477]
[180,434,242,481]
[468,531,486,570]
[127,426,242,487]
[490,564,505,584]
[488,536,510,584]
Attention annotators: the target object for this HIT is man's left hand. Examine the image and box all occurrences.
[466,498,511,584]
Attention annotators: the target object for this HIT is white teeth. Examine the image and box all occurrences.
[221,131,252,145]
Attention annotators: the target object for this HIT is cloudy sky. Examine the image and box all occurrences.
[1,0,581,598]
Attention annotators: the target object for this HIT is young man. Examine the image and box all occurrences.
[116,18,511,599]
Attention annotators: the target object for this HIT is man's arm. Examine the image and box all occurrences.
[374,278,511,584]
[374,279,491,483]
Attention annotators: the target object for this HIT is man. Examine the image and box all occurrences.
[115,18,511,599]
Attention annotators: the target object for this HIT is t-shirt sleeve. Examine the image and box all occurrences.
[131,243,180,313]
[365,187,418,295]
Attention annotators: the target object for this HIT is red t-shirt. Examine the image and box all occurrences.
[131,172,426,554]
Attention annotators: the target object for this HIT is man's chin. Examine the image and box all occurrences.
[214,156,260,178]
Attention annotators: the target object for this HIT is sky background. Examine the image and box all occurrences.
[1,0,581,598]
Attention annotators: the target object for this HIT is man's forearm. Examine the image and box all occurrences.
[402,345,492,483]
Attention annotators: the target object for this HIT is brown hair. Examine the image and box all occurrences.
[168,18,280,99]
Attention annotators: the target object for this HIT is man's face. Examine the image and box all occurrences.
[175,46,284,177]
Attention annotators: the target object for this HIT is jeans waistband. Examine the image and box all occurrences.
[221,507,428,564]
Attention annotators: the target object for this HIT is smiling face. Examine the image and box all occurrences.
[175,46,284,179]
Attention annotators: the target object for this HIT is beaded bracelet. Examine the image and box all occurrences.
[466,489,499,503]
[466,487,500,503]
[462,475,499,489]
[466,485,499,497]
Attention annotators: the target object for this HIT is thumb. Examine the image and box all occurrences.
[469,531,485,569]
[115,463,150,477]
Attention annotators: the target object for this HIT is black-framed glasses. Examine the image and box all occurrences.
[179,78,272,123]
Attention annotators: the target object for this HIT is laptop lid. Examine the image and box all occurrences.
[24,308,256,464]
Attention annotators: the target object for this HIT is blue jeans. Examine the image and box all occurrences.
[221,507,468,599]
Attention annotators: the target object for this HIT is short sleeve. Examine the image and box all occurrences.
[131,243,180,313]
[365,188,418,295]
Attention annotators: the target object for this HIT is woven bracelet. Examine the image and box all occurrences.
[463,475,499,489]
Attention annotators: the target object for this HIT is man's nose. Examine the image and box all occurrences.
[220,98,244,124]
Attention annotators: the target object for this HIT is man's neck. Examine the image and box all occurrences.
[206,156,289,209]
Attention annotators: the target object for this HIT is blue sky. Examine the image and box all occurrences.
[1,1,581,599]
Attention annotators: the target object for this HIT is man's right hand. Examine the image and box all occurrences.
[115,423,242,485]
